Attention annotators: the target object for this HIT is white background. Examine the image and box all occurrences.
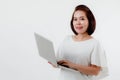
[0,0,120,80]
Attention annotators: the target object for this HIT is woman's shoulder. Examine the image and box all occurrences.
[91,37,104,48]
[91,37,99,43]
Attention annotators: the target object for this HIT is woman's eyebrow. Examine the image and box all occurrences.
[73,16,85,18]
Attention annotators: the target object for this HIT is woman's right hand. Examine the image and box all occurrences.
[48,62,57,68]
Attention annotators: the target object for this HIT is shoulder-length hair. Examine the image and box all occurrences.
[70,5,96,35]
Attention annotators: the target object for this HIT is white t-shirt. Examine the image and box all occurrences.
[56,35,109,80]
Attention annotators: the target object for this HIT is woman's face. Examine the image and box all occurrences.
[73,10,89,35]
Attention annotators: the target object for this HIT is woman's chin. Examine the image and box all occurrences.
[76,31,84,34]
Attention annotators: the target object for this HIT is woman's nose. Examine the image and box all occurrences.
[76,20,81,25]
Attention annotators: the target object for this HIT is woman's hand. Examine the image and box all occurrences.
[57,60,75,69]
[48,62,57,68]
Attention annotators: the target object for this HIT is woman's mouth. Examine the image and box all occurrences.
[76,27,83,30]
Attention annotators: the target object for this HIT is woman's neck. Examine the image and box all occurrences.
[74,33,92,41]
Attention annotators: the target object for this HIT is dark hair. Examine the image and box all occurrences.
[70,5,96,35]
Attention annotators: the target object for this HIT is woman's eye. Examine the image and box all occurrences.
[80,18,85,20]
[73,17,85,21]
[73,18,77,21]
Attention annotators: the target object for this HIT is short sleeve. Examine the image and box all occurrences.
[91,41,109,79]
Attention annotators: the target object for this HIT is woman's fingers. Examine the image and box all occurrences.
[57,60,70,68]
[48,61,57,68]
[61,64,69,68]
[57,60,66,65]
[48,61,52,64]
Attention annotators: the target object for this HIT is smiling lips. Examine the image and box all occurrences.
[76,26,83,30]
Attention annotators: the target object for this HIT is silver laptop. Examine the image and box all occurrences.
[34,32,58,67]
[34,32,76,71]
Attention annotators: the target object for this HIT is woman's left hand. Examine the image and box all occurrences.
[57,60,75,68]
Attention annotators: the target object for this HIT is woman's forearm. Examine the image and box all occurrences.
[57,60,101,75]
[71,63,101,75]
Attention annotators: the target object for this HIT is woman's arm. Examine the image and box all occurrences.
[57,60,101,75]
[72,63,101,75]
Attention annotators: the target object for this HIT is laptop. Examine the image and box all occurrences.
[34,32,58,67]
[34,32,77,71]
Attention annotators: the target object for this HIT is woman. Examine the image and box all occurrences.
[49,4,108,80]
